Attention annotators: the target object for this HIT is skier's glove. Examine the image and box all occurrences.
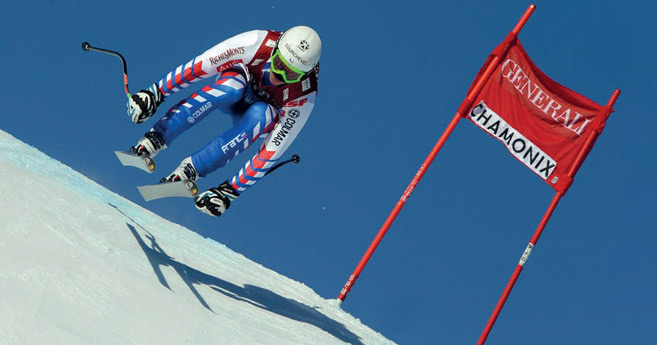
[194,180,240,217]
[127,83,164,124]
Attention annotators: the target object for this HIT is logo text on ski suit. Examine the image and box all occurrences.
[222,133,247,153]
[272,117,297,146]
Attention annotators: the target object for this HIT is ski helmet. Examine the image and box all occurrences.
[277,26,322,73]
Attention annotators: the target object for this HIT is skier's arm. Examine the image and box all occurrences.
[229,92,316,193]
[155,30,266,97]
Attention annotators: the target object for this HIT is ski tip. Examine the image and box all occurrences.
[137,180,198,202]
[136,185,157,202]
[82,42,91,51]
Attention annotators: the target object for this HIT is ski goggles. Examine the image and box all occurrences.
[270,49,305,84]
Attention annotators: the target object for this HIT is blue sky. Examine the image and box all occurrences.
[2,1,656,344]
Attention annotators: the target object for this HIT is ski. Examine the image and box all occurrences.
[114,151,155,173]
[137,180,199,202]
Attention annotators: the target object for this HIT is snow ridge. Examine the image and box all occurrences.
[0,130,395,345]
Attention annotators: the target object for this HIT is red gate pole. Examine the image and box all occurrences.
[476,89,620,345]
[336,4,538,306]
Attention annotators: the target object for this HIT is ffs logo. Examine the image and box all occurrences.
[288,109,301,119]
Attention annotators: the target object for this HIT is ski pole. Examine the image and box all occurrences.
[81,42,131,99]
[265,154,300,176]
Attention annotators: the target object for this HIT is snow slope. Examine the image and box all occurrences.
[0,129,395,345]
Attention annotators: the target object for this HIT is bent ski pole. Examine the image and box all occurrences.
[81,42,131,99]
[265,154,300,176]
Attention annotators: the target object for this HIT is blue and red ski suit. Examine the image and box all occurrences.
[149,30,318,193]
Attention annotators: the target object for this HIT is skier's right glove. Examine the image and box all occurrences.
[194,181,240,217]
[127,83,164,124]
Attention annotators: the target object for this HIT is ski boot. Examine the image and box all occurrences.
[131,130,166,158]
[160,157,199,183]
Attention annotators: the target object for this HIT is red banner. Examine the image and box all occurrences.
[465,36,609,193]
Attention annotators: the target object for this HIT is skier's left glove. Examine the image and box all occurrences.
[194,180,240,217]
[127,83,164,124]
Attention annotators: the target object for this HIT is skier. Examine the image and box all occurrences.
[126,26,321,217]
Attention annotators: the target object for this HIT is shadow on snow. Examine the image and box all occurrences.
[110,204,363,345]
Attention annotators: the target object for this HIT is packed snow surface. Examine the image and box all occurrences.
[0,129,396,345]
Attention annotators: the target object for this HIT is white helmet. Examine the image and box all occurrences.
[277,26,322,73]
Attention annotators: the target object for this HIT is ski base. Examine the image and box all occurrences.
[114,151,155,173]
[137,180,199,202]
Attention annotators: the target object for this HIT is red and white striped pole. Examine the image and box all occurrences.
[336,4,538,305]
[476,88,620,345]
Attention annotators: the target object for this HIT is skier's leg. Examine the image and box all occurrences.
[185,101,278,178]
[132,69,248,157]
[153,70,248,144]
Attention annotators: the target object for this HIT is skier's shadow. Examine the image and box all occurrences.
[111,205,363,345]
